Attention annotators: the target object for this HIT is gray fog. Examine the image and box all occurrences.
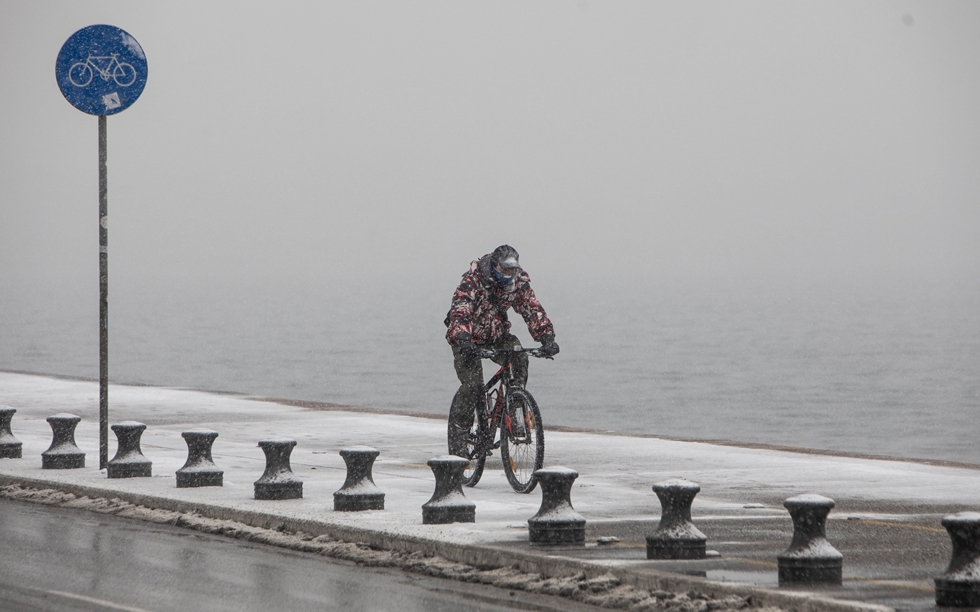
[2,1,978,290]
[1,1,980,465]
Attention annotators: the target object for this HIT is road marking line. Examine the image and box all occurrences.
[42,589,157,612]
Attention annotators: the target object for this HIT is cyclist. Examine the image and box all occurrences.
[444,245,559,457]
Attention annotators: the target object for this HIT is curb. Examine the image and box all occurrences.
[0,473,894,612]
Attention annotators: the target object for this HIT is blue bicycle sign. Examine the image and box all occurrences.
[56,25,147,115]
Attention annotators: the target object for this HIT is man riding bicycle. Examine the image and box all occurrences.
[444,245,559,457]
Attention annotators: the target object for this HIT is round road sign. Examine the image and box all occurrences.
[56,25,147,116]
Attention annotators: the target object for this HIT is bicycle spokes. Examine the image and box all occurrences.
[506,405,531,441]
[500,389,544,494]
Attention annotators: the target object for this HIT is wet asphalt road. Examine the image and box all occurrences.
[0,499,601,612]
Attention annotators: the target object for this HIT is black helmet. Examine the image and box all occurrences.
[491,245,520,271]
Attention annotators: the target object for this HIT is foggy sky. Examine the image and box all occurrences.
[1,1,978,291]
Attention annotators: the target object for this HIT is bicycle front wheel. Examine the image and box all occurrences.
[500,388,544,493]
[113,62,137,86]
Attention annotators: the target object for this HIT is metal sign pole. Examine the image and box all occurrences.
[55,25,147,472]
[99,114,108,470]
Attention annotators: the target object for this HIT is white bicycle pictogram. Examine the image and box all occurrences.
[68,53,137,88]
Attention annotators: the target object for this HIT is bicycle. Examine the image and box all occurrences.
[68,53,137,88]
[451,345,548,494]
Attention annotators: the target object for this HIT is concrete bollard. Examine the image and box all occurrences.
[334,446,384,511]
[934,512,980,607]
[646,478,707,559]
[42,413,85,469]
[0,407,22,459]
[777,494,843,584]
[254,439,303,500]
[528,466,586,545]
[107,422,152,478]
[176,429,223,488]
[421,455,475,524]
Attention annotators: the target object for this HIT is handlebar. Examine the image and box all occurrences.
[479,345,553,360]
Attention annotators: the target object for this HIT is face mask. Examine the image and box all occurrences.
[492,264,517,287]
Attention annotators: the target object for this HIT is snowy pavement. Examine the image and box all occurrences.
[1,371,978,612]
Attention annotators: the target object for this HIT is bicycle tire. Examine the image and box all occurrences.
[113,62,137,87]
[69,63,93,87]
[500,388,544,493]
[449,390,487,487]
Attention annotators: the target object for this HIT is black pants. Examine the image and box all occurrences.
[447,333,529,456]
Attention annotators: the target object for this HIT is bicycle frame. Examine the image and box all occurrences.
[481,364,510,447]
[90,54,120,79]
[476,346,542,449]
[457,345,547,492]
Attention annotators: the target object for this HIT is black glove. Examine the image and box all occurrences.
[457,333,482,358]
[539,333,559,357]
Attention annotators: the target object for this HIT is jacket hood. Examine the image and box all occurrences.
[475,254,494,285]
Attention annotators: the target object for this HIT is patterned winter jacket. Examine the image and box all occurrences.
[445,254,554,347]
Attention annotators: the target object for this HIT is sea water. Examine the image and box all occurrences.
[1,273,977,464]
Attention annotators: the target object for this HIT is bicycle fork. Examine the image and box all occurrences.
[504,398,532,442]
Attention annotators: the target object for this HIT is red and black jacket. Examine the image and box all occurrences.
[445,254,554,347]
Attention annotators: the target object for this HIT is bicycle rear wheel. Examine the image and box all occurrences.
[500,388,544,493]
[449,390,487,487]
[68,63,93,87]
